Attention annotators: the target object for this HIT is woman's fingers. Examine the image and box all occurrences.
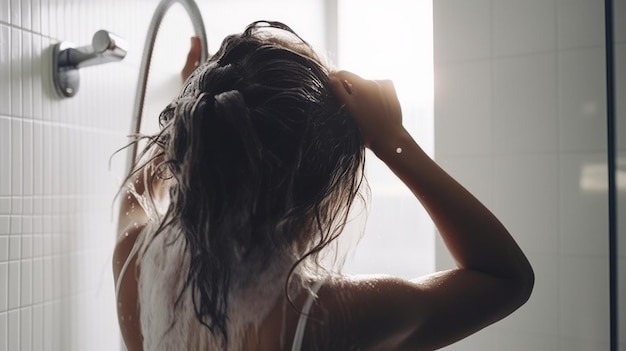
[329,71,403,151]
[182,36,202,81]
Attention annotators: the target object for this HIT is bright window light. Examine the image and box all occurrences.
[337,0,435,278]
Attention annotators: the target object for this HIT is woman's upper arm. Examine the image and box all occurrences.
[113,223,146,351]
[314,270,530,351]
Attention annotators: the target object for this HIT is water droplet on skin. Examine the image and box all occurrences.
[125,212,129,216]
[134,222,138,228]
[127,195,131,200]
[124,232,129,237]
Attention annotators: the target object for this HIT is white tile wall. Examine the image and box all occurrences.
[0,0,165,349]
[556,0,605,50]
[434,0,617,349]
[558,48,607,152]
[492,53,558,154]
[433,0,491,63]
[435,61,492,156]
[492,0,557,56]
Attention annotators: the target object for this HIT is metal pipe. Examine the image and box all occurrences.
[127,0,208,174]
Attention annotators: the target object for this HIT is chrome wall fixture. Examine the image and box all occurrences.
[52,30,128,98]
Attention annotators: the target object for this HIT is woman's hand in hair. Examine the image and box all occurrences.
[329,70,404,155]
[182,36,201,82]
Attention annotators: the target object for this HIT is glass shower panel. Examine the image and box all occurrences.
[613,0,626,348]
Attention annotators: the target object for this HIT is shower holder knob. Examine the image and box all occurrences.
[52,30,128,98]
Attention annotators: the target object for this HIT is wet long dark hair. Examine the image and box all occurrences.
[128,21,365,343]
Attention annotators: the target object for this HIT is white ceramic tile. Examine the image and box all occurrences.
[31,35,42,120]
[616,43,626,151]
[32,258,41,304]
[42,303,52,348]
[0,237,6,261]
[52,255,61,299]
[32,124,42,196]
[39,0,48,36]
[493,53,558,153]
[10,198,20,217]
[0,0,8,24]
[20,260,31,307]
[433,0,491,62]
[21,235,32,259]
[615,0,626,44]
[556,0,605,50]
[8,235,19,260]
[32,233,41,256]
[0,118,10,196]
[492,153,560,253]
[58,128,68,195]
[9,0,19,27]
[7,310,17,351]
[32,305,42,351]
[20,307,31,351]
[42,125,52,196]
[0,263,6,311]
[0,312,5,351]
[10,27,21,117]
[559,153,609,255]
[9,214,20,235]
[493,0,557,56]
[0,25,10,116]
[559,48,607,152]
[40,37,54,122]
[23,121,33,195]
[489,330,559,351]
[42,257,51,301]
[7,261,18,309]
[32,216,41,235]
[21,0,31,31]
[436,326,503,350]
[31,0,40,34]
[559,255,610,342]
[22,31,33,119]
[51,125,60,196]
[560,337,610,351]
[435,61,492,156]
[11,120,22,196]
[0,217,7,234]
[0,202,7,221]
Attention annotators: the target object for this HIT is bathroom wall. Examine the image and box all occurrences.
[0,0,159,349]
[434,0,624,350]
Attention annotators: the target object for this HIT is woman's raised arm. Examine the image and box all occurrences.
[320,71,534,350]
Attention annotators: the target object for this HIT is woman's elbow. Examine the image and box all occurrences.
[512,262,535,308]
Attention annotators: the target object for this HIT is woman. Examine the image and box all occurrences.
[113,21,534,351]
